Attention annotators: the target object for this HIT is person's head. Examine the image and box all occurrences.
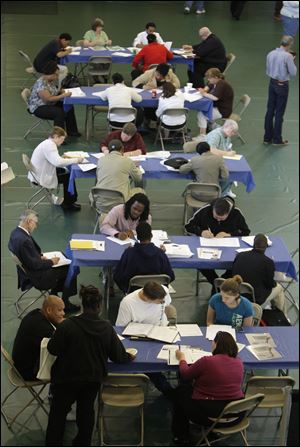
[142,281,166,303]
[108,139,124,153]
[42,60,59,80]
[80,284,102,314]
[222,119,239,137]
[280,35,294,51]
[124,193,150,221]
[253,233,268,252]
[136,221,152,242]
[220,275,243,305]
[41,295,65,325]
[205,67,225,84]
[161,81,176,98]
[147,33,157,44]
[155,63,170,81]
[145,22,157,34]
[19,209,39,233]
[59,33,72,48]
[121,123,137,142]
[199,27,212,41]
[196,141,211,155]
[91,18,104,32]
[212,197,233,221]
[212,331,238,357]
[112,72,124,85]
[49,126,67,146]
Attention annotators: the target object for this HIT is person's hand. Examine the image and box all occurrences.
[117,232,129,240]
[215,231,231,238]
[136,43,144,49]
[63,91,72,97]
[107,40,112,46]
[77,157,85,163]
[198,87,206,94]
[175,350,186,362]
[201,229,214,238]
[182,45,192,51]
[160,244,166,252]
[126,230,135,239]
[51,256,60,265]
[228,150,236,156]
[41,255,47,260]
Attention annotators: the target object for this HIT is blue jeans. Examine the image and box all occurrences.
[219,179,233,196]
[185,1,204,10]
[264,79,289,144]
[281,15,299,37]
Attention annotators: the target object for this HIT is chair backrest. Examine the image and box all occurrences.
[18,50,33,68]
[91,187,125,215]
[214,277,256,303]
[1,344,26,384]
[10,251,27,274]
[252,303,263,326]
[245,377,295,410]
[214,393,265,423]
[88,56,112,75]
[101,373,150,405]
[108,107,137,122]
[233,94,251,118]
[161,108,189,121]
[183,182,221,204]
[127,274,171,293]
[21,88,31,107]
[223,53,236,74]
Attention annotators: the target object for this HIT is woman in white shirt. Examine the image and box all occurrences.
[28,127,84,211]
[156,82,186,127]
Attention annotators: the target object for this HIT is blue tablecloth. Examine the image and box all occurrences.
[64,234,298,287]
[67,152,256,195]
[60,48,195,71]
[110,326,299,372]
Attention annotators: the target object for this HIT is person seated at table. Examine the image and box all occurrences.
[97,72,144,127]
[114,222,175,293]
[33,33,72,89]
[133,22,164,48]
[131,34,174,79]
[94,139,145,204]
[100,123,146,157]
[195,67,234,139]
[28,61,81,139]
[12,295,65,380]
[185,197,250,288]
[100,193,152,239]
[171,331,244,445]
[83,17,112,47]
[179,142,232,197]
[207,275,253,328]
[28,127,83,211]
[232,233,288,317]
[8,209,80,313]
[155,82,186,133]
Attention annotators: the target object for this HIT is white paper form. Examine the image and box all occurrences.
[222,154,243,160]
[106,236,135,245]
[199,237,240,248]
[64,151,89,158]
[206,325,236,341]
[184,92,203,102]
[112,52,132,57]
[176,324,203,337]
[146,151,171,159]
[78,163,97,172]
[245,333,276,347]
[197,248,222,260]
[247,344,282,361]
[129,155,146,161]
[164,244,193,258]
[90,153,105,159]
[236,248,252,253]
[43,251,71,267]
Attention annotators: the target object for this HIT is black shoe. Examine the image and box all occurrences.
[68,132,82,137]
[61,203,81,211]
[172,437,190,445]
[272,140,288,146]
[64,302,81,313]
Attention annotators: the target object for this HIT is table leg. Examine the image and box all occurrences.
[85,105,90,140]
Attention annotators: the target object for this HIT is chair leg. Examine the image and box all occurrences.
[27,188,53,210]
[240,429,248,445]
[24,120,43,139]
[237,132,246,144]
[196,270,200,296]
[16,290,48,319]
[159,129,165,151]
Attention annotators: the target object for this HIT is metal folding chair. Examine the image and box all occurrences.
[90,187,125,233]
[107,107,137,132]
[154,108,189,151]
[22,154,54,210]
[87,56,112,86]
[21,89,51,139]
[223,52,236,75]
[18,50,39,89]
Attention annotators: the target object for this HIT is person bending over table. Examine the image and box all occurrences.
[179,141,232,197]
[171,331,244,445]
[116,281,175,396]
[100,123,146,157]
[114,222,175,293]
[185,197,250,290]
[133,22,164,48]
[28,61,81,138]
[83,17,112,47]
[207,275,253,328]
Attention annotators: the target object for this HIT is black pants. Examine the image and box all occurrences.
[230,1,247,19]
[109,106,144,128]
[30,265,77,304]
[34,102,78,134]
[144,107,158,121]
[56,167,78,205]
[200,269,232,292]
[131,67,143,81]
[46,382,100,446]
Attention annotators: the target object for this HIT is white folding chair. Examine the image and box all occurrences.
[18,50,39,89]
[107,107,137,132]
[21,89,51,139]
[154,108,189,151]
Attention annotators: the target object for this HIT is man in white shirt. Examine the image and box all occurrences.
[116,282,171,326]
[97,72,143,127]
[133,22,164,48]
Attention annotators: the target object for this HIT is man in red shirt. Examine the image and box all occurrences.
[100,122,147,157]
[132,34,173,79]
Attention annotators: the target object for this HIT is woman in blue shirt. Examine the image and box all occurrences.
[207,275,253,328]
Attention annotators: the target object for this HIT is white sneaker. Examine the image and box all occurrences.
[184,7,190,14]
[227,190,237,199]
[196,9,206,14]
[51,194,63,205]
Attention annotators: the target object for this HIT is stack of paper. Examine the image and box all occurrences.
[64,87,86,97]
[199,237,240,248]
[70,239,105,251]
[245,333,281,360]
[223,154,243,160]
[64,151,89,158]
[242,236,272,247]
[151,230,169,248]
[197,248,222,260]
[78,163,97,172]
[157,345,211,365]
[146,151,171,159]
[176,324,203,337]
[122,322,179,343]
[89,46,106,51]
[184,92,203,102]
[106,236,135,245]
[164,243,193,258]
[206,325,236,341]
[43,251,71,267]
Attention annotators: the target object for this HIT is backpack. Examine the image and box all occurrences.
[61,73,81,89]
[164,157,189,170]
[260,308,291,326]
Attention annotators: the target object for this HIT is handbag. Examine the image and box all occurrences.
[61,73,81,89]
[36,337,57,381]
[164,157,189,170]
[260,308,291,326]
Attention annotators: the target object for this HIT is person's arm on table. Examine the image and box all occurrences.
[206,305,216,325]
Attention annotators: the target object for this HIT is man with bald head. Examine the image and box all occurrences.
[12,295,65,380]
[182,27,227,88]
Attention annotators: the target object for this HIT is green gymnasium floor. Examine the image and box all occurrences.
[1,1,299,445]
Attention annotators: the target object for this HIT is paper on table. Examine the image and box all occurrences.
[89,46,106,51]
[133,88,144,93]
[236,248,252,253]
[182,53,195,59]
[199,237,240,247]
[43,251,71,267]
[151,230,169,240]
[245,333,276,347]
[168,346,211,365]
[106,236,135,245]
[117,334,125,340]
[206,325,236,341]
[64,151,89,158]
[92,91,106,97]
[173,49,187,55]
[112,52,132,57]
[78,163,97,172]
[184,92,203,102]
[157,345,177,360]
[129,155,146,161]
[139,166,145,174]
[197,248,222,260]
[64,87,86,97]
[106,46,125,51]
[237,343,245,352]
[67,46,82,51]
[242,236,272,247]
[247,344,282,361]
[146,151,171,159]
[90,153,105,159]
[223,154,243,160]
[127,47,141,53]
[176,324,203,337]
[164,243,193,258]
[70,51,80,55]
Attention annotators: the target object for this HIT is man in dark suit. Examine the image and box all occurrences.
[8,209,79,313]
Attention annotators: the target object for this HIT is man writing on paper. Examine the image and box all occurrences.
[133,22,164,48]
[100,123,147,157]
[185,197,250,290]
[8,209,79,313]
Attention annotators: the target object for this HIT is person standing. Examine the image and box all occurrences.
[45,285,133,446]
[230,1,247,20]
[184,1,206,14]
[263,36,297,146]
[280,1,299,36]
